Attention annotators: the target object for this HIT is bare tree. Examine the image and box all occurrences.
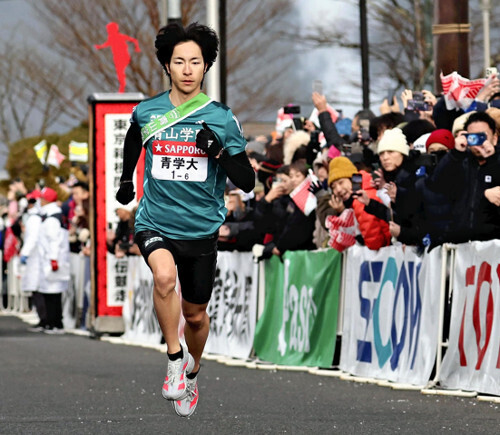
[0,0,298,149]
[295,0,499,96]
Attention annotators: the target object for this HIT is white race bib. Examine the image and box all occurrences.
[151,140,208,182]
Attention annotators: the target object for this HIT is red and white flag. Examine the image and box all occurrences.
[46,144,66,168]
[289,173,317,216]
[440,71,486,110]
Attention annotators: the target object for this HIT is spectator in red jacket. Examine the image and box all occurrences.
[326,157,391,252]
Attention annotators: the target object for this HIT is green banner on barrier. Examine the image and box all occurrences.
[253,249,341,367]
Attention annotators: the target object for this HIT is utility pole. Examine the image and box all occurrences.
[219,0,227,105]
[160,0,182,91]
[359,0,370,109]
[481,0,492,72]
[432,0,470,93]
[206,0,221,101]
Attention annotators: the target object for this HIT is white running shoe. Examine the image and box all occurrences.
[161,344,194,401]
[172,375,198,418]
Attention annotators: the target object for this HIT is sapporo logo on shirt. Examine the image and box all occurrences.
[151,140,208,182]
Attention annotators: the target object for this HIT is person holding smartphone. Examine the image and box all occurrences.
[325,156,391,252]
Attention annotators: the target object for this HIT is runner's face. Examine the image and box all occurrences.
[167,41,206,97]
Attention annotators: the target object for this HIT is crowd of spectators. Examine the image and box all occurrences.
[2,70,500,329]
[222,72,500,259]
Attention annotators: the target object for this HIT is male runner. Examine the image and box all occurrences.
[115,22,254,417]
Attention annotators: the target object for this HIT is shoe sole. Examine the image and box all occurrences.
[162,352,195,401]
[171,392,198,418]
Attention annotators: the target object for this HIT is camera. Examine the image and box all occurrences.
[415,153,437,168]
[283,105,300,114]
[407,92,429,111]
[360,129,371,142]
[351,173,363,193]
[465,132,487,146]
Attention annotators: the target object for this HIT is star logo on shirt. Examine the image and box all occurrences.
[155,143,163,152]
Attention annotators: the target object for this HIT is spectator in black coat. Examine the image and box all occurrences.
[254,160,316,260]
[430,111,500,243]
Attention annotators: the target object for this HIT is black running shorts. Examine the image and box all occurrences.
[135,230,218,305]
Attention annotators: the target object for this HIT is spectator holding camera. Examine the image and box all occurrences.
[430,111,500,242]
[107,202,140,257]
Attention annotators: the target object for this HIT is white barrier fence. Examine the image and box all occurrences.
[4,241,500,399]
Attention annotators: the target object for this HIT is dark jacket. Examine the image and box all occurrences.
[383,150,421,228]
[430,147,500,242]
[254,194,316,254]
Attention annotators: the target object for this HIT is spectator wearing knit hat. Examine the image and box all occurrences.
[374,128,421,240]
[324,156,390,252]
[389,129,456,249]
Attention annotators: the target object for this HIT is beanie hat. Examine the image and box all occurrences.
[40,187,58,203]
[328,157,358,186]
[425,129,455,151]
[377,128,409,156]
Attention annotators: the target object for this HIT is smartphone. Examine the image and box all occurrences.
[486,67,498,78]
[465,132,487,146]
[351,173,363,193]
[386,89,395,103]
[283,105,300,114]
[292,117,305,131]
[313,79,323,94]
[407,96,429,111]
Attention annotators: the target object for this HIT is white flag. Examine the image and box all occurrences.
[46,144,66,168]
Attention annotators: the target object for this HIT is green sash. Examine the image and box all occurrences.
[140,92,212,144]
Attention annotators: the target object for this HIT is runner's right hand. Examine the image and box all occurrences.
[116,181,135,205]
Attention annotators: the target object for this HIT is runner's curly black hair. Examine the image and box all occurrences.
[155,22,219,78]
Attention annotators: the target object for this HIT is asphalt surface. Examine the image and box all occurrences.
[1,313,499,434]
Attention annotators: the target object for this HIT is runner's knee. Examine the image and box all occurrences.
[183,309,207,329]
[153,270,176,299]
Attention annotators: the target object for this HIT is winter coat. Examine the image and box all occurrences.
[352,171,391,250]
[430,147,500,243]
[20,205,42,292]
[254,194,315,254]
[326,171,391,252]
[38,202,70,294]
[382,150,421,228]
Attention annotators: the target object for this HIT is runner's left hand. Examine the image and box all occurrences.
[196,122,223,158]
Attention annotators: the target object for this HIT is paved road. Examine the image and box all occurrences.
[1,314,498,434]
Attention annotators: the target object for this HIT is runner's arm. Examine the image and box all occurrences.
[119,122,143,182]
[116,123,142,205]
[217,151,255,193]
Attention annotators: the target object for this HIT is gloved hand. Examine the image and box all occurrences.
[196,122,223,158]
[308,179,324,195]
[116,181,135,205]
[51,260,59,271]
[258,242,276,261]
[20,255,28,265]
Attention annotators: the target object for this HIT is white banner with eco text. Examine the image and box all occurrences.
[340,245,441,386]
[438,240,500,396]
